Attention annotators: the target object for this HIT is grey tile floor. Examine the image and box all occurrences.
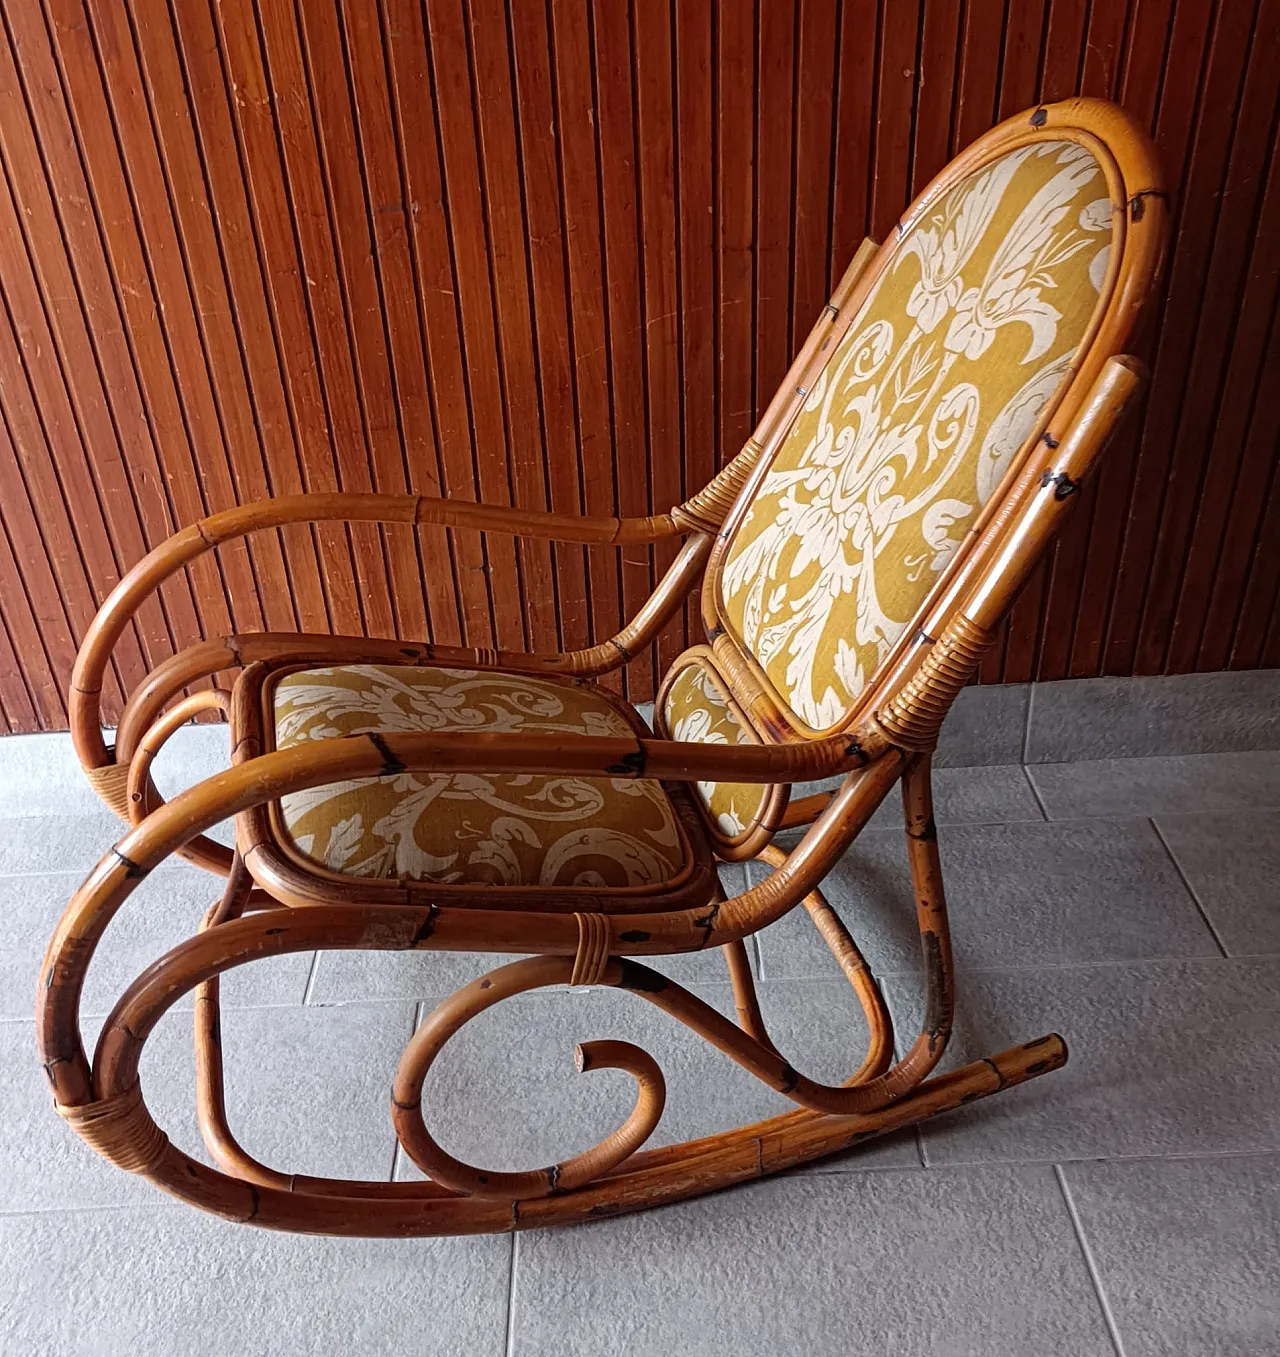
[1,669,1278,1356]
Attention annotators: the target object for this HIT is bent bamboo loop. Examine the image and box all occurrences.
[393,958,667,1199]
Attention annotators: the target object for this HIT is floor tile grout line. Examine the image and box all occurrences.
[1054,1163,1130,1357]
[503,1231,518,1357]
[753,948,1279,987]
[0,1202,193,1220]
[1021,682,1036,764]
[301,951,322,1006]
[1148,818,1230,960]
[390,1002,424,1184]
[1020,762,1050,820]
[802,1146,1280,1181]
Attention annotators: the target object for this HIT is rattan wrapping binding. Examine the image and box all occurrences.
[875,616,996,752]
[570,912,611,986]
[85,761,133,821]
[671,440,765,534]
[56,1082,169,1174]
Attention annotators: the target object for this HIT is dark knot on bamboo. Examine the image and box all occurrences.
[56,1081,169,1175]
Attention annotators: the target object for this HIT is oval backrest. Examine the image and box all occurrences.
[702,99,1164,737]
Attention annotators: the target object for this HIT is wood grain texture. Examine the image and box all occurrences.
[0,0,1274,731]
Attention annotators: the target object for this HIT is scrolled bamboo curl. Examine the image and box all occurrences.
[392,957,666,1199]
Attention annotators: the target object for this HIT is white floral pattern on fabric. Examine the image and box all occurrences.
[272,665,686,888]
[720,142,1112,729]
[662,661,767,839]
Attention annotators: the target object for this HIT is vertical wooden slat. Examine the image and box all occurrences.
[995,0,1052,684]
[55,0,268,640]
[254,0,399,640]
[754,0,797,406]
[1136,0,1278,671]
[508,0,589,655]
[868,0,919,242]
[1106,0,1254,674]
[0,480,65,724]
[1065,0,1178,677]
[1231,436,1280,667]
[1196,142,1280,669]
[715,0,756,467]
[168,0,330,638]
[632,0,685,677]
[547,0,623,682]
[675,0,714,653]
[421,0,528,653]
[464,0,561,656]
[382,0,494,648]
[293,0,426,643]
[0,15,187,674]
[333,0,451,638]
[829,0,877,280]
[209,0,365,638]
[593,0,655,696]
[911,0,962,195]
[791,0,838,348]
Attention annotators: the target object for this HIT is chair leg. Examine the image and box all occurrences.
[722,938,780,1055]
[754,842,894,1084]
[193,853,292,1189]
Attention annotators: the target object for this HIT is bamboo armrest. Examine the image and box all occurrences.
[100,725,894,884]
[187,491,683,552]
[246,724,890,791]
[69,493,701,772]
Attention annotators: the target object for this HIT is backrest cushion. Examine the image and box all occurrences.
[718,141,1114,730]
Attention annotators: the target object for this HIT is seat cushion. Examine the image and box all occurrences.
[719,140,1114,730]
[270,664,688,889]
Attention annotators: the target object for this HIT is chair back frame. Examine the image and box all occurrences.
[701,96,1166,748]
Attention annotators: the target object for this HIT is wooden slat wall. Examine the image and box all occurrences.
[0,0,1276,733]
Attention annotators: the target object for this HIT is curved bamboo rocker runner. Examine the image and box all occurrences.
[38,98,1167,1237]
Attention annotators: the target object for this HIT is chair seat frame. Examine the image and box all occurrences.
[37,98,1166,1236]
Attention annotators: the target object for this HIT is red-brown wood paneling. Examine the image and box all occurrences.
[0,0,1275,732]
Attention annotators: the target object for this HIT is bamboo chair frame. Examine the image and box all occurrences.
[38,98,1167,1236]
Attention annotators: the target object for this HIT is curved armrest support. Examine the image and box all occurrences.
[71,492,691,771]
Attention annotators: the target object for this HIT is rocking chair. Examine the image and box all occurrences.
[38,97,1167,1235]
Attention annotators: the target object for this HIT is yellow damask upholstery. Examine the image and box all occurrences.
[270,665,688,888]
[720,141,1114,730]
[661,658,767,840]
